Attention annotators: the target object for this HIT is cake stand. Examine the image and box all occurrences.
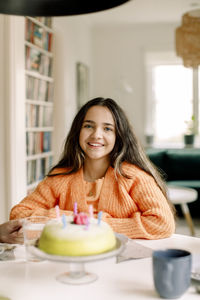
[28,234,127,285]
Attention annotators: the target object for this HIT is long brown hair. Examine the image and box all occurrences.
[48,97,174,212]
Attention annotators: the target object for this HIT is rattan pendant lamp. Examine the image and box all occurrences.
[176,9,200,135]
[0,0,130,16]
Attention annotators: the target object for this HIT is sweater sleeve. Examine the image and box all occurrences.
[9,176,73,220]
[102,172,175,240]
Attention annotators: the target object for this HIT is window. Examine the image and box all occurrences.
[154,65,193,144]
[145,51,197,147]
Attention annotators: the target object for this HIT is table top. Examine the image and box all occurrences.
[0,234,200,300]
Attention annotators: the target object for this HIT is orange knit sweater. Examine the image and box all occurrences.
[10,163,175,239]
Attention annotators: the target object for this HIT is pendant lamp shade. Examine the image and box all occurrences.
[0,0,130,16]
[176,9,200,68]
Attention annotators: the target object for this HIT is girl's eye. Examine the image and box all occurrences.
[84,124,93,129]
[104,127,112,132]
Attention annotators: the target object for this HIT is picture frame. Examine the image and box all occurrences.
[76,62,89,109]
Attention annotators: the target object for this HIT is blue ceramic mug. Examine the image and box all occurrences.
[153,249,192,299]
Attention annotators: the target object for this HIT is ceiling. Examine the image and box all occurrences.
[80,0,200,25]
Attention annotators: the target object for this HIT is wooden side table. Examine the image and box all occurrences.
[167,185,198,236]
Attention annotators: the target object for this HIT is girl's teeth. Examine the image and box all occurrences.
[89,143,102,146]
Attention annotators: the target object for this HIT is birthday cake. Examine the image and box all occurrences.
[38,212,116,256]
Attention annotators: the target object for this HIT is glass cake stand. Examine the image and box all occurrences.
[28,233,127,285]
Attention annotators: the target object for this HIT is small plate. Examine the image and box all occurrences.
[0,244,16,261]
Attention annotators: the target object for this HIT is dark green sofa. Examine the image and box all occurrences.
[146,148,200,218]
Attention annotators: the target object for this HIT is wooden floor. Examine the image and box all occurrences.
[175,217,200,237]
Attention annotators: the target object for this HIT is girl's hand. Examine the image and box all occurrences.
[0,220,24,244]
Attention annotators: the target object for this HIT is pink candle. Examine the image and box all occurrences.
[85,216,90,230]
[74,202,78,215]
[89,204,93,219]
[55,205,60,219]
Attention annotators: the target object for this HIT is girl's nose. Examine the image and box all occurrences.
[91,127,103,138]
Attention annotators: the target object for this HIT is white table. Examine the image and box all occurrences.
[167,185,198,236]
[0,234,199,300]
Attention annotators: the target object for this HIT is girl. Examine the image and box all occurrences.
[10,97,175,239]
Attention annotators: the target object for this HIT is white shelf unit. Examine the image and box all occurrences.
[25,16,54,194]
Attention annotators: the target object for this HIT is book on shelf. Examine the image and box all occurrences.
[25,46,52,77]
[44,18,52,28]
[39,55,52,77]
[27,159,40,185]
[27,160,36,185]
[26,75,53,102]
[26,132,39,155]
[38,80,48,101]
[25,19,34,43]
[26,105,53,128]
[38,106,44,128]
[26,132,33,156]
[47,82,54,102]
[26,46,41,73]
[26,75,40,100]
[25,18,52,51]
[43,132,52,152]
[44,31,53,52]
[33,24,44,48]
[34,17,45,24]
[43,106,53,127]
[26,131,52,156]
[26,104,40,127]
[26,155,53,186]
[45,155,53,173]
[34,17,52,28]
[36,158,47,181]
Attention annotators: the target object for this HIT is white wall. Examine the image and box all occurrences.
[0,15,6,222]
[0,15,26,222]
[53,16,92,161]
[91,23,178,144]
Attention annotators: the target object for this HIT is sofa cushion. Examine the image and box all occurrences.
[146,149,167,176]
[168,180,200,189]
[165,149,200,181]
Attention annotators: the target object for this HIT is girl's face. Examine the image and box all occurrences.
[79,106,116,163]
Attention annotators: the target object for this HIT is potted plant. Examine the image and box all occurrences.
[145,134,154,148]
[184,115,195,146]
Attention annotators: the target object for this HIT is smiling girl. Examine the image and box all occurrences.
[10,98,175,239]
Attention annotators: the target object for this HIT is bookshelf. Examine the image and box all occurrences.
[25,16,54,194]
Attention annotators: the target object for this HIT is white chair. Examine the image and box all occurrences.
[167,185,198,236]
